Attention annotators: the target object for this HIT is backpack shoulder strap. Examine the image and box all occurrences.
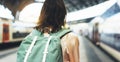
[24,36,38,62]
[57,29,71,39]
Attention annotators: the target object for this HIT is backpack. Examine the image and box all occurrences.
[17,29,71,62]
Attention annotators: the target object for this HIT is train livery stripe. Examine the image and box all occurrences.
[100,42,120,61]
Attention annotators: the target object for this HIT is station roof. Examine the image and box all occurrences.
[0,0,107,17]
[67,0,117,22]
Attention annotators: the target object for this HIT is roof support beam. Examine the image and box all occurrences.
[66,0,80,11]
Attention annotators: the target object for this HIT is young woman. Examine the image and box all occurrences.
[17,0,79,62]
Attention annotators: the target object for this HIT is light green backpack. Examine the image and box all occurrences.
[17,29,71,62]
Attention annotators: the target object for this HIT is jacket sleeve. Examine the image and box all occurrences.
[61,33,80,62]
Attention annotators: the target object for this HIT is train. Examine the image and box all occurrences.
[86,12,120,61]
[81,1,120,61]
[0,17,34,44]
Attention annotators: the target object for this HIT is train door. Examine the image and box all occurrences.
[3,24,9,43]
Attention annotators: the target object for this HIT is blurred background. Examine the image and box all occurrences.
[0,0,120,62]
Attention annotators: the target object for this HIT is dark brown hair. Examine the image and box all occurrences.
[36,0,67,33]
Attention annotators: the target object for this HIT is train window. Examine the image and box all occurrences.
[3,27,9,33]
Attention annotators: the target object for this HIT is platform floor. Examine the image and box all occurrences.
[80,36,115,62]
[0,47,17,62]
[0,36,116,62]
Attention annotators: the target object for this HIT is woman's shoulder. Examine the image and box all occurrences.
[65,32,79,40]
[61,32,79,46]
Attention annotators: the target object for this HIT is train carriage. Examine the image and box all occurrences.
[0,17,33,44]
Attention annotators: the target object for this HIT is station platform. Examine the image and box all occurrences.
[80,36,115,62]
[0,35,116,62]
